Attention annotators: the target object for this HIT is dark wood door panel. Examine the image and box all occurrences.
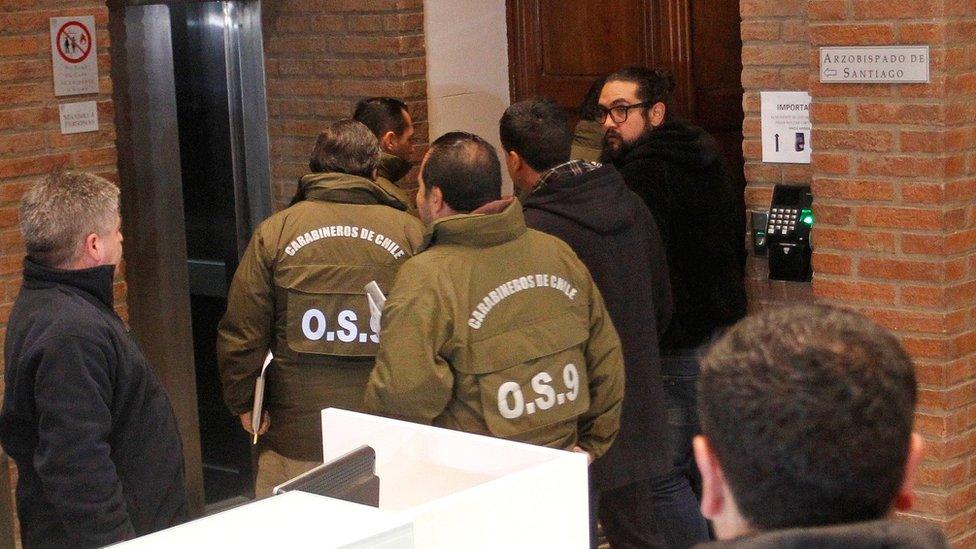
[509,0,651,111]
[539,0,646,76]
[508,0,744,190]
[690,0,744,132]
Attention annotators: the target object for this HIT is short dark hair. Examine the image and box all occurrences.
[499,98,571,173]
[604,66,675,116]
[353,97,409,138]
[308,119,379,178]
[422,132,501,213]
[699,304,917,530]
[578,75,607,121]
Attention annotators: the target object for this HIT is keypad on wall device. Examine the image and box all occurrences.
[768,208,798,236]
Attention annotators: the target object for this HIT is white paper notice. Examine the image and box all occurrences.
[761,91,812,164]
[59,101,99,135]
[50,16,99,97]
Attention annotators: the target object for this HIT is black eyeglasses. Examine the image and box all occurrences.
[597,101,652,124]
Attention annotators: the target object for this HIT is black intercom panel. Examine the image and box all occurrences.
[767,185,813,282]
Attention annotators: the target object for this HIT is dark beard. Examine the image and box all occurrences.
[600,126,655,165]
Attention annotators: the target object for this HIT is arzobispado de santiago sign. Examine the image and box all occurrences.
[820,46,929,84]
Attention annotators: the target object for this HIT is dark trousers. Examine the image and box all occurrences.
[656,352,710,548]
[589,470,709,549]
[590,478,665,548]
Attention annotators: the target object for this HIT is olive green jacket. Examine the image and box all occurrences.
[217,172,425,460]
[364,199,625,459]
[375,152,418,216]
[571,119,605,163]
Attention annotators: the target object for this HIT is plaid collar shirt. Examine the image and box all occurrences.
[532,159,601,194]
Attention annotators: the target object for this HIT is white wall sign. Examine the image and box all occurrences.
[50,16,99,96]
[761,91,811,164]
[59,101,99,134]
[820,46,929,84]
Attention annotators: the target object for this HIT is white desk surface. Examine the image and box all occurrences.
[117,491,412,548]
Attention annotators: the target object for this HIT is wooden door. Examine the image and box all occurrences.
[506,0,744,191]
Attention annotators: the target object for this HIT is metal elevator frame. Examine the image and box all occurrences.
[109,0,272,516]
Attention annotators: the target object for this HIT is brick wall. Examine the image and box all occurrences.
[0,3,120,546]
[744,0,976,545]
[740,0,816,310]
[261,0,427,211]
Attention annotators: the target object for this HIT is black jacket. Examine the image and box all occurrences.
[523,163,673,489]
[0,259,187,548]
[609,120,747,351]
[698,519,948,548]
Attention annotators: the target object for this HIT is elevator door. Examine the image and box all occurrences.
[113,1,272,511]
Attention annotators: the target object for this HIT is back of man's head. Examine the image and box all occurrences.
[604,66,676,115]
[422,132,501,213]
[578,75,607,122]
[308,119,380,178]
[698,304,918,532]
[353,97,409,139]
[19,170,120,269]
[499,98,571,173]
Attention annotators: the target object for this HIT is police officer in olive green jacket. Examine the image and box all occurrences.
[218,120,425,496]
[364,132,625,461]
[354,96,418,215]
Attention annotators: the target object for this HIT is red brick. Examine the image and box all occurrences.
[740,0,806,17]
[811,252,853,275]
[0,153,69,180]
[0,106,57,129]
[740,20,780,41]
[274,15,345,33]
[0,83,47,106]
[813,227,896,252]
[807,0,847,21]
[0,59,50,83]
[862,308,953,334]
[898,23,948,43]
[0,35,43,56]
[812,178,894,201]
[809,80,895,98]
[0,132,46,156]
[857,103,946,125]
[810,102,849,124]
[741,44,808,66]
[903,336,952,360]
[741,67,784,88]
[856,206,943,230]
[851,0,945,19]
[902,131,948,154]
[815,129,894,152]
[917,457,967,489]
[812,152,851,174]
[857,156,946,178]
[744,186,773,207]
[812,204,853,225]
[808,24,895,46]
[782,68,809,89]
[346,14,386,33]
[858,258,945,282]
[812,279,896,303]
[902,285,947,308]
[904,230,976,255]
[385,13,424,33]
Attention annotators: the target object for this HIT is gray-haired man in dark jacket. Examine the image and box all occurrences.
[0,171,187,548]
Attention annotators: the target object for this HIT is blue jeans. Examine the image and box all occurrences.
[651,352,709,548]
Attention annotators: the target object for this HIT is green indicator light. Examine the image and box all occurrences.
[801,209,814,226]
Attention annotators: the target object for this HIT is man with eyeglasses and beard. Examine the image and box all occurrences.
[599,66,747,548]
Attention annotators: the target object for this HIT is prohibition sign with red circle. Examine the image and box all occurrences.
[56,21,92,64]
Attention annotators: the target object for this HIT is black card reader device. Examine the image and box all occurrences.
[767,185,813,282]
